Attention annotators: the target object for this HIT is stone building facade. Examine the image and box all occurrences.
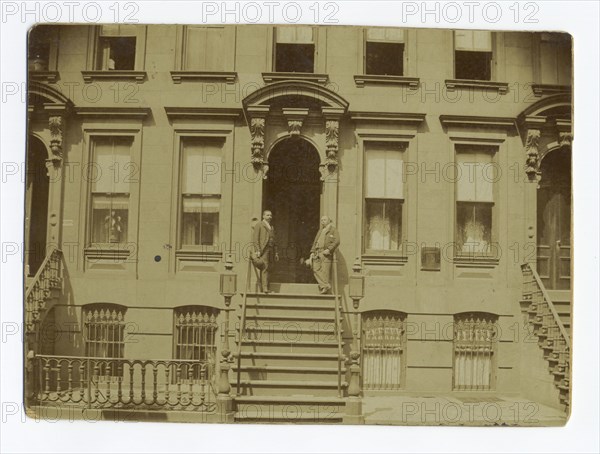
[25,24,572,424]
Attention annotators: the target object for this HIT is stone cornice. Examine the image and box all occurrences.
[170,71,237,84]
[439,115,516,130]
[75,107,151,119]
[164,107,242,121]
[354,75,419,89]
[350,111,426,125]
[81,70,147,84]
[445,79,509,94]
[262,72,329,85]
[531,84,571,97]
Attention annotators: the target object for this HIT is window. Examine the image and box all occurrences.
[365,28,404,76]
[89,137,133,245]
[182,26,227,71]
[96,25,138,70]
[453,312,497,391]
[180,138,223,248]
[28,25,58,71]
[455,148,496,256]
[83,304,127,379]
[274,26,315,73]
[173,306,218,381]
[454,30,492,81]
[362,311,407,390]
[364,142,404,253]
[539,32,572,85]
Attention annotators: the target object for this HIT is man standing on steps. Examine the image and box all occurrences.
[252,210,279,293]
[306,216,340,294]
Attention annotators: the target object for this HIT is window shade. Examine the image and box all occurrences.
[454,30,492,51]
[182,139,223,195]
[365,144,404,199]
[184,26,225,70]
[276,26,314,43]
[92,137,132,193]
[456,151,494,202]
[99,24,138,37]
[182,196,220,213]
[366,28,405,42]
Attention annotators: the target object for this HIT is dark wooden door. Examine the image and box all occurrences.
[264,138,321,283]
[537,151,571,290]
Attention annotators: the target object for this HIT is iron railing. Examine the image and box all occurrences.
[34,355,217,412]
[236,257,254,394]
[25,248,62,333]
[332,252,344,397]
[521,263,571,408]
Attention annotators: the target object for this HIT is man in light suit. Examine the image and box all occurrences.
[252,210,279,293]
[306,216,340,294]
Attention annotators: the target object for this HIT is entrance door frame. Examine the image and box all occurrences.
[25,134,51,276]
[536,144,572,290]
[262,135,324,283]
[249,120,340,231]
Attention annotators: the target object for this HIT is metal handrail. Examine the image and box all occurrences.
[332,251,344,398]
[236,254,254,394]
[522,263,571,344]
[25,247,61,300]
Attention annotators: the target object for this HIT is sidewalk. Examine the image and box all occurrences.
[363,394,568,426]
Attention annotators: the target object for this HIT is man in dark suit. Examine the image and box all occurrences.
[252,210,279,293]
[306,216,340,294]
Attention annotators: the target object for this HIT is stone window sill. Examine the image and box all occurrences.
[176,250,223,262]
[453,256,499,268]
[82,70,147,84]
[262,72,329,85]
[445,79,509,94]
[362,253,408,266]
[531,84,571,97]
[170,71,237,84]
[29,71,59,83]
[354,75,419,88]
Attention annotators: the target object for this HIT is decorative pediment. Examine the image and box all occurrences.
[242,81,349,180]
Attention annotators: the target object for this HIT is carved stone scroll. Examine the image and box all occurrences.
[282,107,309,137]
[48,116,63,164]
[320,107,344,180]
[247,105,270,178]
[559,131,573,148]
[525,129,541,179]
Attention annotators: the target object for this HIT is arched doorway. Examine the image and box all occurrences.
[537,148,571,290]
[25,136,49,276]
[264,138,321,283]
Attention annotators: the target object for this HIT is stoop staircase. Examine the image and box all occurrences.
[233,282,347,423]
[25,248,63,337]
[521,263,571,411]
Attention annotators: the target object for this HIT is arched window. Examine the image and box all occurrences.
[173,306,219,381]
[362,310,407,390]
[453,312,498,391]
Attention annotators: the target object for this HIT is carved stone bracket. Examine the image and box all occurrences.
[320,107,344,181]
[556,118,573,149]
[48,116,63,162]
[247,105,270,178]
[282,107,309,137]
[525,128,541,180]
[559,132,573,148]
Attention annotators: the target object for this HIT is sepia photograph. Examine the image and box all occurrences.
[22,21,575,427]
[1,2,598,452]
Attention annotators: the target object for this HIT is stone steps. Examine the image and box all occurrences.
[234,289,346,420]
